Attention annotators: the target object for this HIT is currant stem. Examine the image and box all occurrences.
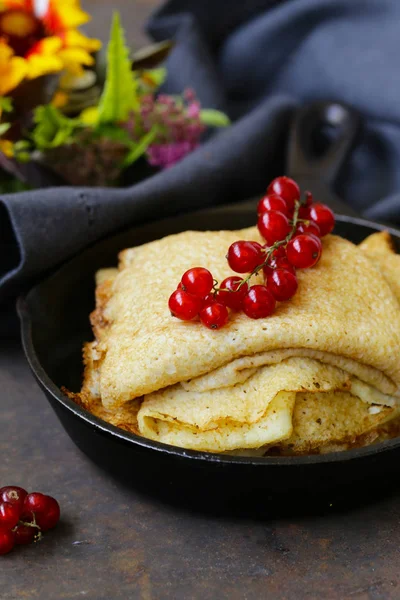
[18,520,40,530]
[213,198,304,294]
[16,515,43,542]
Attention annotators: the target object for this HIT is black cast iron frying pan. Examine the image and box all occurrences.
[17,208,400,508]
[17,102,400,509]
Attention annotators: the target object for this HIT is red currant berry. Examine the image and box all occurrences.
[0,486,27,514]
[199,302,229,329]
[227,241,263,273]
[263,246,295,275]
[298,205,311,219]
[251,241,264,252]
[286,234,322,269]
[273,256,295,273]
[23,492,50,518]
[242,285,276,319]
[177,282,184,290]
[168,290,202,321]
[181,267,213,298]
[263,256,296,278]
[216,277,248,310]
[262,245,286,259]
[304,192,314,206]
[0,529,14,555]
[14,524,35,545]
[201,293,216,307]
[257,194,288,216]
[257,211,291,246]
[35,496,60,532]
[308,203,335,236]
[304,191,313,206]
[0,502,20,530]
[266,268,298,301]
[267,176,300,212]
[296,220,321,237]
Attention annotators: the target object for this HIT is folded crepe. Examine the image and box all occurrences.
[67,227,400,454]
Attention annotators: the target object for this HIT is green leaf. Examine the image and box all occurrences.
[142,67,167,88]
[97,12,139,124]
[122,127,157,167]
[15,151,31,163]
[13,140,31,151]
[199,109,230,127]
[0,123,10,136]
[79,106,99,126]
[31,105,82,150]
[94,123,133,145]
[0,97,13,113]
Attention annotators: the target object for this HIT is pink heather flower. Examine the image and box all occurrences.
[147,141,199,168]
[187,101,201,119]
[184,88,196,102]
[124,113,136,135]
[157,94,175,106]
[141,94,154,106]
[124,88,207,169]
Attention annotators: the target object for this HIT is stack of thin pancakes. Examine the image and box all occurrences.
[66,228,400,455]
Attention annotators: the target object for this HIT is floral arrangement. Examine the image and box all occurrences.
[0,0,101,96]
[0,7,229,190]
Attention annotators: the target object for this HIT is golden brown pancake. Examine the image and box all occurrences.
[67,229,400,454]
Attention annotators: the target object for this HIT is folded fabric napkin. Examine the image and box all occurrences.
[2,0,400,322]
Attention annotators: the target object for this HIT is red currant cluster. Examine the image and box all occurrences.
[168,176,335,329]
[0,486,60,555]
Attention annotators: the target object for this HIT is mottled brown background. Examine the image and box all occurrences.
[83,0,156,48]
[2,2,400,599]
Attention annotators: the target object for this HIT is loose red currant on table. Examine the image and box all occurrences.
[243,285,276,319]
[257,194,288,216]
[216,276,248,310]
[34,496,60,532]
[181,267,213,298]
[23,492,50,517]
[227,241,263,273]
[266,268,298,301]
[22,493,60,532]
[0,486,60,555]
[14,524,36,545]
[168,289,202,320]
[308,203,335,237]
[267,176,300,212]
[0,502,20,530]
[286,234,322,269]
[199,302,229,329]
[0,486,27,513]
[0,529,14,555]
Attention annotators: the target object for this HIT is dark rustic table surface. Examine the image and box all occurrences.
[3,2,400,599]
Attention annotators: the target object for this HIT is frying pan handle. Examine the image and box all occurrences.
[287,101,361,186]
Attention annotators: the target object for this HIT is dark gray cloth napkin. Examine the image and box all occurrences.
[2,0,400,313]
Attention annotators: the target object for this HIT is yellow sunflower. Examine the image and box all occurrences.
[0,138,13,156]
[0,0,101,94]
